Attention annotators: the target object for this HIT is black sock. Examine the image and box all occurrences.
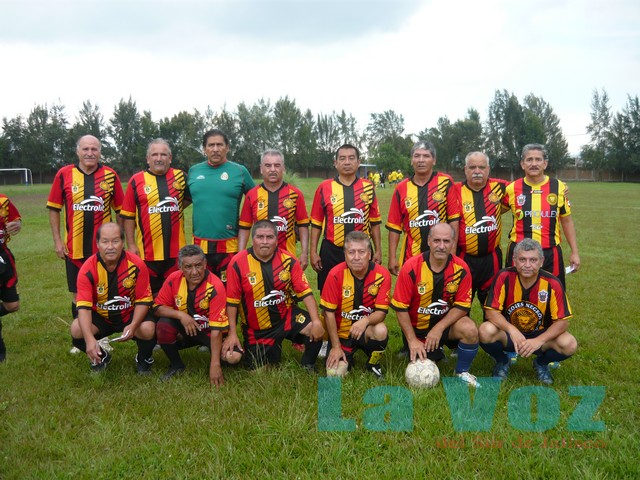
[160,343,186,369]
[72,337,87,352]
[136,338,156,362]
[71,302,78,320]
[0,303,9,317]
[300,338,323,366]
[365,338,388,366]
[480,340,509,364]
[537,349,571,366]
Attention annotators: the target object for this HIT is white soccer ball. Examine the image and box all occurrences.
[405,359,440,388]
[326,361,349,378]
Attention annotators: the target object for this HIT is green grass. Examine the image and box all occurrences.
[0,181,639,479]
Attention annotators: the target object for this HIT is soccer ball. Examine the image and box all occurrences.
[326,361,349,378]
[405,359,440,388]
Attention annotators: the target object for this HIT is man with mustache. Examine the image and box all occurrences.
[453,152,509,310]
[121,139,190,294]
[503,144,580,287]
[391,223,481,387]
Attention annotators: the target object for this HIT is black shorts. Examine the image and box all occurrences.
[460,247,503,303]
[243,306,311,370]
[414,325,456,362]
[65,257,86,293]
[146,259,179,294]
[335,329,387,366]
[507,243,565,287]
[317,239,345,291]
[205,252,234,283]
[504,329,545,355]
[87,310,155,340]
[156,316,211,347]
[0,249,19,303]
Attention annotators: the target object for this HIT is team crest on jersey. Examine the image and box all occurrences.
[301,272,310,286]
[432,191,445,203]
[279,270,291,282]
[199,298,209,310]
[0,207,7,218]
[538,290,549,303]
[174,295,183,308]
[417,282,427,295]
[247,272,257,285]
[173,180,184,191]
[517,194,526,207]
[343,286,353,298]
[72,183,80,194]
[220,270,227,283]
[405,199,412,208]
[463,201,473,213]
[144,184,152,194]
[359,193,371,204]
[368,284,379,296]
[99,181,111,192]
[295,312,306,324]
[445,282,458,294]
[258,198,266,210]
[123,276,135,289]
[221,172,229,181]
[330,194,338,205]
[283,199,294,209]
[547,194,558,206]
[96,283,106,295]
[488,192,499,203]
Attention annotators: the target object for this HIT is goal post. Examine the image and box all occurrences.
[0,168,33,186]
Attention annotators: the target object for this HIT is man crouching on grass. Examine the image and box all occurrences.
[222,220,324,371]
[153,244,242,384]
[480,238,577,384]
[70,223,156,374]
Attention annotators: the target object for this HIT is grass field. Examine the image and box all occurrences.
[1,180,639,479]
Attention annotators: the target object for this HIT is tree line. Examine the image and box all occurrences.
[1,89,638,183]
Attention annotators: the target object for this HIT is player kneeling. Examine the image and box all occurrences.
[154,245,242,385]
[480,239,577,384]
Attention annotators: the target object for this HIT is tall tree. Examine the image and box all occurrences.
[365,110,405,151]
[485,90,526,178]
[235,99,274,174]
[273,96,303,161]
[581,88,612,173]
[608,95,640,180]
[158,110,204,170]
[523,94,569,170]
[315,112,341,170]
[108,97,144,175]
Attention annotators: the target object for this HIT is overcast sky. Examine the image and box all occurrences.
[1,0,638,154]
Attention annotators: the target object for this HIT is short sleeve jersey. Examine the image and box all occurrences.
[386,173,460,264]
[120,168,188,261]
[503,177,571,248]
[484,267,572,334]
[76,251,152,325]
[187,160,255,242]
[153,269,228,332]
[310,177,381,248]
[391,252,472,335]
[239,183,309,255]
[454,178,508,256]
[320,261,391,340]
[47,164,124,260]
[0,195,21,249]
[226,248,312,343]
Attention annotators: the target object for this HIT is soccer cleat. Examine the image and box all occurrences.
[301,363,318,374]
[135,354,154,376]
[292,343,305,353]
[533,358,554,385]
[449,347,458,358]
[197,345,210,353]
[159,366,186,382]
[507,351,518,364]
[90,349,112,373]
[455,371,481,388]
[366,363,384,380]
[318,341,328,359]
[492,361,510,381]
[548,361,561,370]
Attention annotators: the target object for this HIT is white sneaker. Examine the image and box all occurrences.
[456,371,481,388]
[70,347,81,354]
[318,341,328,359]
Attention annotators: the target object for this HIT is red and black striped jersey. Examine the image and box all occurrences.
[76,251,152,325]
[391,252,472,334]
[454,178,508,256]
[0,194,21,249]
[153,269,228,332]
[47,164,124,260]
[226,248,312,343]
[386,173,460,264]
[310,177,381,247]
[320,261,391,340]
[120,168,188,261]
[484,267,572,334]
[503,176,571,248]
[239,182,309,256]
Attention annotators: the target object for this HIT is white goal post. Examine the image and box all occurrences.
[0,168,33,185]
